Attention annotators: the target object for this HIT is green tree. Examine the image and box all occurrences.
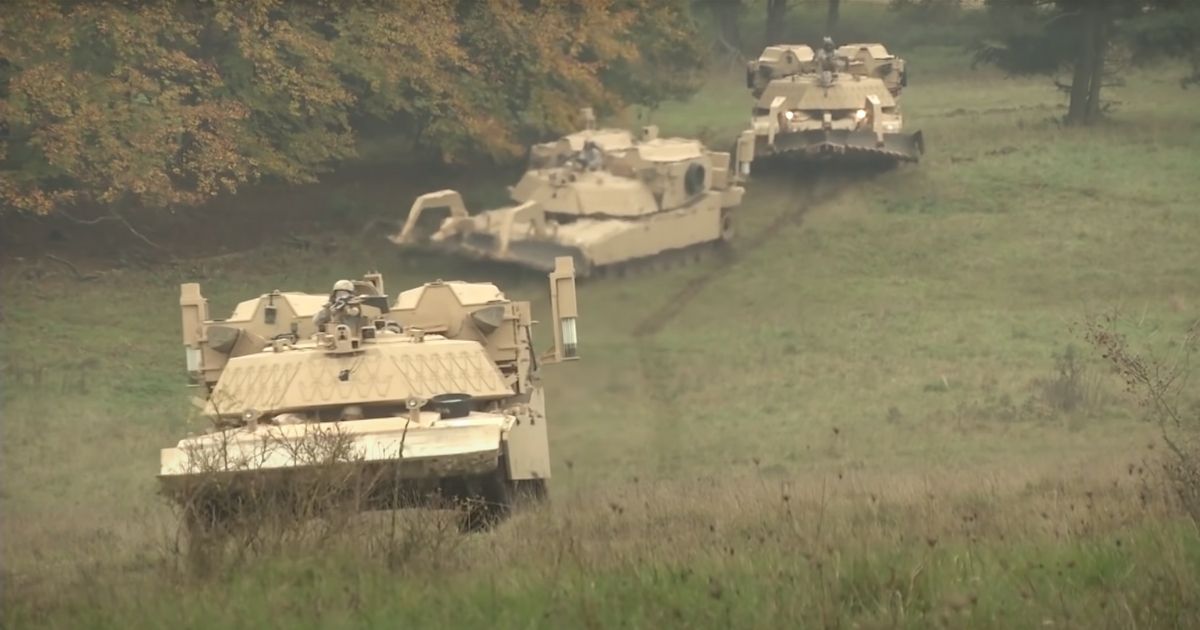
[0,0,702,217]
[974,0,1199,126]
[826,0,840,36]
[698,0,745,56]
[765,0,790,46]
[1123,1,1200,88]
[604,0,704,110]
[0,0,361,216]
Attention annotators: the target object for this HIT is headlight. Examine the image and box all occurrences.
[854,109,867,121]
[783,110,795,121]
[185,347,201,372]
[560,317,578,359]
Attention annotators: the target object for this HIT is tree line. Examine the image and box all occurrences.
[0,0,702,217]
[3,1,1197,219]
[975,0,1200,126]
[702,0,1197,127]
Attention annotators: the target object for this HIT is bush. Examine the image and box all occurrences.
[1085,313,1200,523]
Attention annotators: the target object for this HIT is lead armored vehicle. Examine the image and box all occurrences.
[392,109,751,277]
[159,258,580,533]
[738,40,923,167]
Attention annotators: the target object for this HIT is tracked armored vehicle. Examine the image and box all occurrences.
[739,41,923,168]
[392,109,751,277]
[159,258,580,533]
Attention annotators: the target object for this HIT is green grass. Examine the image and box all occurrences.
[15,524,1199,629]
[3,41,1200,628]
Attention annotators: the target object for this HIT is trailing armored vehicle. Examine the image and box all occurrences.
[746,42,908,99]
[159,258,580,533]
[392,109,752,277]
[738,40,923,167]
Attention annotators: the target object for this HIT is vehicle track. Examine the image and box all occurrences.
[630,166,860,476]
[631,166,853,339]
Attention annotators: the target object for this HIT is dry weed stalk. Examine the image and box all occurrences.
[160,401,484,579]
[1084,312,1200,524]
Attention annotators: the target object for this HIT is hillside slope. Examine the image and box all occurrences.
[3,47,1199,628]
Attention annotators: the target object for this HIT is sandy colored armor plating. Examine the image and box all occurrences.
[391,109,749,276]
[162,258,579,522]
[738,41,923,167]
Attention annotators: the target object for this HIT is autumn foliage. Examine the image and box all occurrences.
[0,0,702,216]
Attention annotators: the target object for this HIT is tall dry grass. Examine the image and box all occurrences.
[6,454,1198,629]
[1085,313,1200,525]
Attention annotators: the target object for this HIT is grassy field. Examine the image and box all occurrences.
[3,37,1200,629]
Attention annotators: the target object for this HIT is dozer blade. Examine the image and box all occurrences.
[764,129,924,163]
[460,234,590,274]
[411,232,591,276]
[394,194,595,275]
[158,416,508,500]
[400,233,593,276]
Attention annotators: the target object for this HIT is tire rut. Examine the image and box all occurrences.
[631,169,850,339]
[630,168,857,476]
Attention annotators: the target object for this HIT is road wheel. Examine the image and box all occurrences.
[457,469,515,533]
[719,209,736,242]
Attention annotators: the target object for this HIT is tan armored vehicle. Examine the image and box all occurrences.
[159,258,580,532]
[392,109,750,277]
[747,42,908,99]
[739,40,922,166]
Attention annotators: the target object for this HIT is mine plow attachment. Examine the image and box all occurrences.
[430,195,735,277]
[392,191,579,271]
[762,128,924,163]
[459,201,554,255]
[159,414,512,506]
[456,233,587,274]
[391,189,472,245]
[436,228,727,279]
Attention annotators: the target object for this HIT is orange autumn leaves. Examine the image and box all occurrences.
[1,0,700,216]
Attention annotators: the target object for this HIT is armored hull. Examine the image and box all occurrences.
[740,42,923,170]
[412,189,737,275]
[160,410,518,518]
[160,259,580,535]
[393,116,747,277]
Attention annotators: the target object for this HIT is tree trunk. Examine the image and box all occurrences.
[1084,10,1109,124]
[710,0,743,55]
[765,0,789,46]
[1065,8,1096,126]
[826,0,840,36]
